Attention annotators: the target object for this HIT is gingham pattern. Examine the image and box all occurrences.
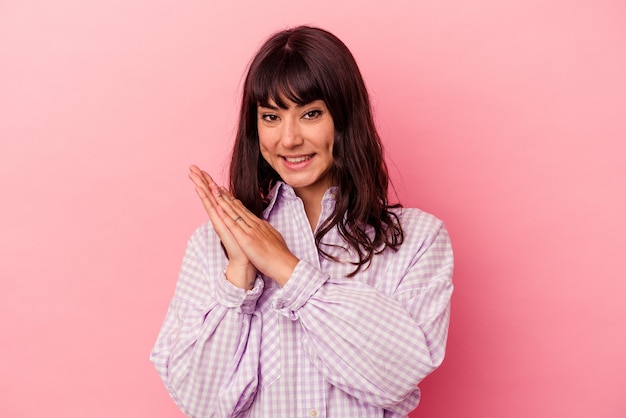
[151,183,454,418]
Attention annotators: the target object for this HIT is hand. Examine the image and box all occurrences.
[189,165,299,287]
[188,165,256,289]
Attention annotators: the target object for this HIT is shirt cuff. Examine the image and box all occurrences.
[214,272,264,314]
[272,260,329,320]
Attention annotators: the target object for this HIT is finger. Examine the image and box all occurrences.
[193,184,221,223]
[189,165,213,191]
[190,171,242,235]
[189,164,202,175]
[210,186,246,222]
[194,183,249,255]
[190,164,214,181]
[216,187,251,214]
[189,168,228,226]
[217,206,256,246]
[202,174,230,208]
[189,172,210,197]
[189,167,254,263]
[190,170,228,215]
[190,165,222,196]
[189,166,214,191]
[216,187,259,226]
[216,186,236,201]
[217,205,252,232]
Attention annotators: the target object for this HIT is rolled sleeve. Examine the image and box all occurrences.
[271,260,329,320]
[215,272,265,314]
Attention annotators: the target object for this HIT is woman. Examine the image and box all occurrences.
[151,26,453,418]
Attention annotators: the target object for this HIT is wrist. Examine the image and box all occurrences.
[225,263,257,290]
[272,255,300,287]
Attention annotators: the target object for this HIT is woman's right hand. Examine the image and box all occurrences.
[188,165,257,290]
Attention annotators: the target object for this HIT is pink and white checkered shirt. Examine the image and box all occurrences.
[151,183,453,418]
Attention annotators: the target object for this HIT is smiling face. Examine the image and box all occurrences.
[257,98,335,201]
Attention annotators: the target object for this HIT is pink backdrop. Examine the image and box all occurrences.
[1,1,625,417]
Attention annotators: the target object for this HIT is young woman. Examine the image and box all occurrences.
[151,26,453,418]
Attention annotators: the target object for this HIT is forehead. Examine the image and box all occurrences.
[250,60,323,109]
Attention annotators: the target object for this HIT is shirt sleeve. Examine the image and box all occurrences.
[150,223,264,418]
[271,218,454,415]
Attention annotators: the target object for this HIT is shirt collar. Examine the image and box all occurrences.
[262,182,284,219]
[262,182,338,219]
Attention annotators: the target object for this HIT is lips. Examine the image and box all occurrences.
[282,154,314,164]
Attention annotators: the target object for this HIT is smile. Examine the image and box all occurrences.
[282,155,314,164]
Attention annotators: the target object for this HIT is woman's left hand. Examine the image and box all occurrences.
[211,184,300,286]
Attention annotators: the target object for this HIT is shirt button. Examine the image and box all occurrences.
[309,409,318,417]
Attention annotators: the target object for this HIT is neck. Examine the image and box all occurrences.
[293,184,327,231]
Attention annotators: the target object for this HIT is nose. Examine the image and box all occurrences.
[280,116,303,148]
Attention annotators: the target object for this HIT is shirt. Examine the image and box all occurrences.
[150,182,454,418]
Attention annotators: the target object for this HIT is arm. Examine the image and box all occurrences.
[272,219,454,415]
[150,224,264,418]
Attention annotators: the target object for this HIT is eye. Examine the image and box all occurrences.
[302,110,322,120]
[260,113,279,122]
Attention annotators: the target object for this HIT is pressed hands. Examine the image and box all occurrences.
[188,165,299,290]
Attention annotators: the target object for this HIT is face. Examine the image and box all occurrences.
[257,97,335,200]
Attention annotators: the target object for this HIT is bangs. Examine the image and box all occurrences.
[250,51,323,109]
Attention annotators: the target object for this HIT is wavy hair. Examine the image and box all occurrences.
[229,26,403,276]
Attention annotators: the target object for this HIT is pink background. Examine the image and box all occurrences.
[1,1,625,417]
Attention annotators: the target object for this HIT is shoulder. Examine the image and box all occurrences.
[390,207,451,256]
[392,207,445,238]
[187,221,215,246]
[183,221,224,261]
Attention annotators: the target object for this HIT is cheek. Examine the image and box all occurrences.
[325,126,335,152]
[258,141,273,165]
[259,137,272,154]
[257,127,274,151]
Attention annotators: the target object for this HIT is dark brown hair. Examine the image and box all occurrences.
[230,26,403,276]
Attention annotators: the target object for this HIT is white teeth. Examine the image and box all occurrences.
[284,155,313,163]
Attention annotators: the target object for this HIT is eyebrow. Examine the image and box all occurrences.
[257,101,321,111]
[257,103,279,110]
